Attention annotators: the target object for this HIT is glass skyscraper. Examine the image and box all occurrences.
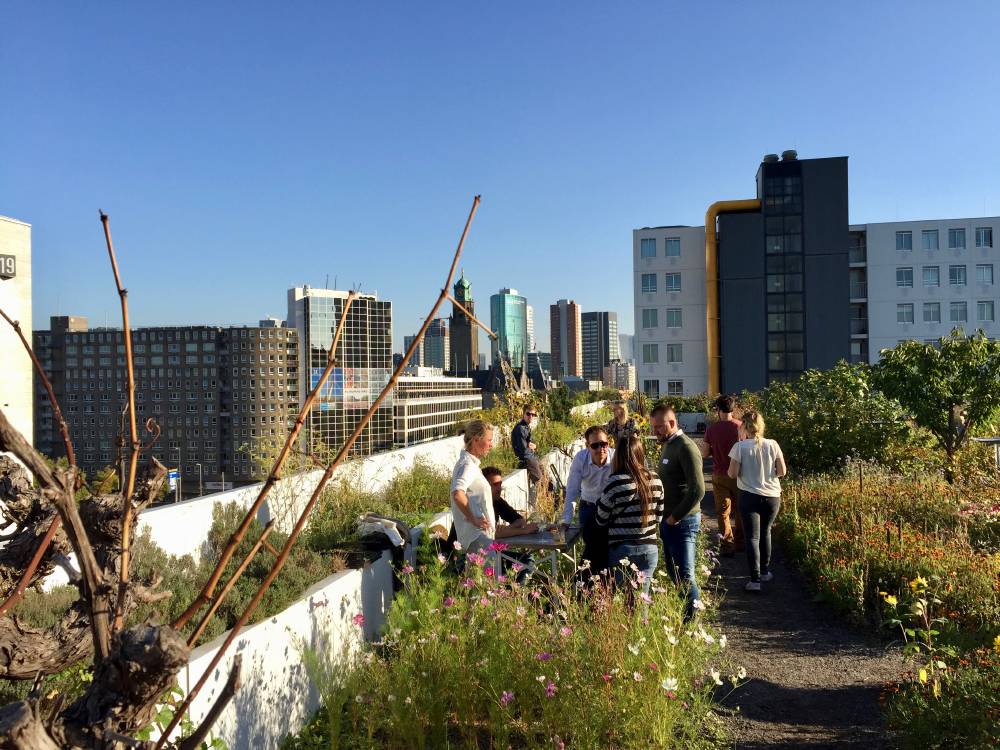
[489,288,528,368]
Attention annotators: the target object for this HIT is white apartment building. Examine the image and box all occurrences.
[392,375,483,447]
[632,226,708,398]
[0,216,32,443]
[856,217,999,360]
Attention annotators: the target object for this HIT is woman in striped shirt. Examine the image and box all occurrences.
[595,432,666,593]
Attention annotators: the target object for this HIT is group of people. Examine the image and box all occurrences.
[449,397,787,612]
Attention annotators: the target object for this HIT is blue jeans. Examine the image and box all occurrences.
[660,513,701,616]
[608,541,658,594]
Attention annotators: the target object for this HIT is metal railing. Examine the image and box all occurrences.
[848,244,867,263]
[850,281,868,298]
[850,318,868,335]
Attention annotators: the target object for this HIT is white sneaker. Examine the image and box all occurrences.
[760,572,774,582]
[745,581,761,592]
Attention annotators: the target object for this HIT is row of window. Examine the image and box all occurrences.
[895,227,993,251]
[897,301,994,324]
[639,237,682,258]
[641,379,684,398]
[641,308,684,328]
[896,264,993,287]
[640,273,682,294]
[641,343,683,364]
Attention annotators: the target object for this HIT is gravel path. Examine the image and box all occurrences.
[701,487,907,749]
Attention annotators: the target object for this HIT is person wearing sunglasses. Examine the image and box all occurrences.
[561,425,616,576]
[511,405,544,485]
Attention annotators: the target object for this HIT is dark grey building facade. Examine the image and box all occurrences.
[581,311,620,382]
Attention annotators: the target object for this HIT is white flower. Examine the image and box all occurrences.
[452,541,463,551]
[661,677,678,691]
[632,671,643,682]
[537,674,547,683]
[627,643,640,656]
[709,668,723,686]
[736,666,747,680]
[700,564,712,576]
[667,634,678,645]
[619,557,630,566]
[692,599,706,611]
[719,635,727,649]
[405,696,413,705]
[387,694,396,702]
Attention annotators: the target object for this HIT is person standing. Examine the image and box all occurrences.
[511,405,544,485]
[595,432,664,595]
[701,395,743,556]
[604,402,637,448]
[727,410,787,592]
[450,420,497,555]
[651,404,705,618]
[561,426,616,575]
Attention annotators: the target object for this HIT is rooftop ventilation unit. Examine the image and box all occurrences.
[763,154,780,163]
[781,149,798,161]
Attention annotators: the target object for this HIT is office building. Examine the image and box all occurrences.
[603,360,637,392]
[0,216,32,444]
[633,151,999,396]
[526,351,552,379]
[525,304,536,352]
[449,273,479,375]
[618,333,635,363]
[550,299,582,379]
[288,286,393,459]
[32,316,298,493]
[402,335,425,367]
[392,374,483,447]
[478,353,487,370]
[581,311,620,381]
[490,287,528,368]
[423,318,450,371]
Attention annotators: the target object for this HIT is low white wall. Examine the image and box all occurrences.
[182,551,394,750]
[569,400,608,418]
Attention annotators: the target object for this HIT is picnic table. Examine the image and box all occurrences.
[492,524,583,576]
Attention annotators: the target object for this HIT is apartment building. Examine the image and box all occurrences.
[0,216,32,443]
[550,299,583,378]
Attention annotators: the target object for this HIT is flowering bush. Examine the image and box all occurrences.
[284,547,738,749]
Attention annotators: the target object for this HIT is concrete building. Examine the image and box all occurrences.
[0,216,32,444]
[288,286,393,459]
[32,316,298,493]
[603,359,637,392]
[633,151,999,396]
[525,304,536,353]
[423,318,450,371]
[449,273,479,376]
[490,288,528,368]
[550,299,582,379]
[392,374,483,447]
[581,311,620,381]
[402,334,425,367]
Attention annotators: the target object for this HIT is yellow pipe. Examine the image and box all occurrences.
[705,199,762,395]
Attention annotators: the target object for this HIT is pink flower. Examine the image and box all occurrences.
[648,662,658,671]
[637,571,647,584]
[559,626,573,637]
[401,563,414,575]
[530,589,541,600]
[601,673,612,683]
[497,574,508,583]
[352,613,365,627]
[489,542,509,552]
[639,592,653,604]
[484,566,495,578]
[462,577,475,589]
[500,690,514,707]
[479,596,491,607]
[545,680,557,698]
[443,596,455,608]
[512,562,524,573]
[452,541,463,551]
[467,551,486,566]
[536,651,553,661]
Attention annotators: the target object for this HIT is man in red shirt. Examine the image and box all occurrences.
[701,395,743,556]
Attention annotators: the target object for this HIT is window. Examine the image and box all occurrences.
[923,302,940,323]
[897,303,914,324]
[896,267,913,288]
[950,301,967,323]
[640,238,656,258]
[641,309,658,328]
[641,344,658,364]
[922,266,940,287]
[949,228,966,249]
[666,380,683,396]
[665,238,681,257]
[921,229,939,250]
[949,265,967,286]
[978,301,995,322]
[976,227,993,248]
[666,343,683,363]
[665,273,681,292]
[641,273,657,294]
[977,264,994,285]
[896,231,912,251]
[642,380,659,399]
[666,308,683,328]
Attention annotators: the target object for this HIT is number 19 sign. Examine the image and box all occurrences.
[0,254,15,280]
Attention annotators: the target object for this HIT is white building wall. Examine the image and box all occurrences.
[863,216,1000,360]
[632,226,708,396]
[0,216,32,443]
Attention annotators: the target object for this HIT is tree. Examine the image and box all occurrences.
[872,330,1000,482]
[751,361,915,476]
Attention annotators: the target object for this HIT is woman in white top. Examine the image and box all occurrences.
[727,410,787,592]
[450,419,496,555]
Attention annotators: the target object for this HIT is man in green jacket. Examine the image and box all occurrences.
[651,404,705,618]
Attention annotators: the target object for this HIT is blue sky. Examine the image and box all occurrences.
[3,1,1000,352]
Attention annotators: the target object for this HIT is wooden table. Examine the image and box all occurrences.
[493,525,583,576]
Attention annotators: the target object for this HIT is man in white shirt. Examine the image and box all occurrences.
[451,420,497,555]
[561,426,615,575]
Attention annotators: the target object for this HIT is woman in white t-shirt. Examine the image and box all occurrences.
[727,411,787,592]
[450,420,497,555]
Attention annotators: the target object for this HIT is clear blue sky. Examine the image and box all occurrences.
[4,1,999,353]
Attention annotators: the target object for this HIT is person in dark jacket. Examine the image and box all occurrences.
[511,405,544,484]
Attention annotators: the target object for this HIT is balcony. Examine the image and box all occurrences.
[848,244,867,264]
[850,318,868,335]
[849,281,868,299]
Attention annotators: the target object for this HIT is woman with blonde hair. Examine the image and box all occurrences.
[604,401,637,447]
[450,419,496,555]
[727,410,787,592]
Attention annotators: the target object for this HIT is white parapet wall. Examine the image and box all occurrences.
[569,400,608,418]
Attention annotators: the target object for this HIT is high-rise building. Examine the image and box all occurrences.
[403,335,425,367]
[490,288,528,368]
[603,360,637,392]
[288,286,393,459]
[423,318,450,370]
[478,353,487,370]
[526,351,553,379]
[550,299,582,379]
[32,316,299,493]
[581,311,620,381]
[525,304,536,352]
[392,374,483,447]
[449,272,479,375]
[1,216,32,444]
[618,333,635,363]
